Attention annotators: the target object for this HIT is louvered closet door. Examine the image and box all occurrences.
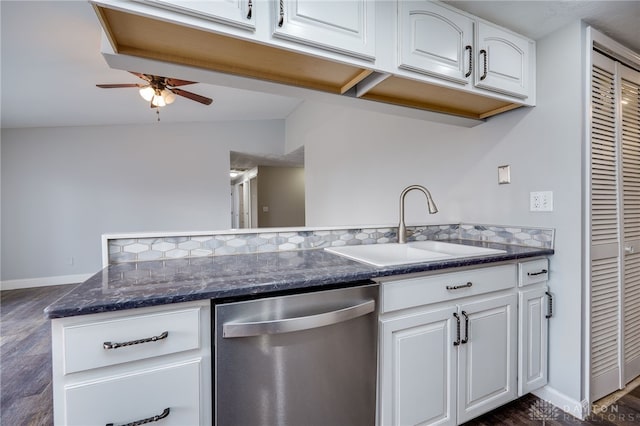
[621,64,640,384]
[590,51,622,402]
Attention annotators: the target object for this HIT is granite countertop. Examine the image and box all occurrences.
[44,240,553,319]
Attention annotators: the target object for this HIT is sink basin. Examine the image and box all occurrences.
[325,241,506,267]
[406,240,506,257]
[325,244,452,266]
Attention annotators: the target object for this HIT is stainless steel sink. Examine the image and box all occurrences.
[325,241,506,267]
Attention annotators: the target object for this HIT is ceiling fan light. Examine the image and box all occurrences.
[139,86,154,102]
[162,89,176,105]
[151,95,166,107]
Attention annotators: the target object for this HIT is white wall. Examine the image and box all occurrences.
[288,21,585,408]
[0,120,285,282]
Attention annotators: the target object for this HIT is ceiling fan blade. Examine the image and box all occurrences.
[170,88,213,105]
[96,83,144,89]
[165,78,197,87]
[129,71,153,82]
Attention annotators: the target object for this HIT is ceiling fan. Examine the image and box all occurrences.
[96,71,213,108]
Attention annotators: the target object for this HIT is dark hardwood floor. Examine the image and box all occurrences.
[1,285,639,426]
[1,284,74,426]
[462,385,640,425]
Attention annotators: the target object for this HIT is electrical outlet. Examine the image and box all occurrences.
[530,191,553,212]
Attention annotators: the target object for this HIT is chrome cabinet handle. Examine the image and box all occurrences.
[465,45,472,78]
[106,407,170,426]
[461,311,469,344]
[453,312,461,346]
[278,0,284,27]
[223,299,375,338]
[545,291,553,319]
[247,0,252,19]
[480,49,488,80]
[103,331,168,350]
[625,246,635,254]
[446,282,472,290]
[527,269,548,276]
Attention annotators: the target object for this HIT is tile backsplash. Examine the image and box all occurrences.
[106,224,554,265]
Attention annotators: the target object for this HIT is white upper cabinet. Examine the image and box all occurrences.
[272,0,375,60]
[134,0,255,30]
[94,0,536,120]
[396,1,534,100]
[474,21,531,99]
[399,1,473,84]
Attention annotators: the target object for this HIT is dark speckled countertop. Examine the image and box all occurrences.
[44,240,553,319]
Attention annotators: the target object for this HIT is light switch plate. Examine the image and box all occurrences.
[498,165,511,184]
[530,191,553,212]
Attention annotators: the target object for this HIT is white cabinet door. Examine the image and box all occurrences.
[379,306,456,426]
[518,286,549,395]
[457,293,518,424]
[136,0,255,30]
[398,1,474,84]
[64,359,202,426]
[273,0,375,60]
[474,21,531,99]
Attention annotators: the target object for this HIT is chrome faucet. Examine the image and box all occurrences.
[398,185,438,244]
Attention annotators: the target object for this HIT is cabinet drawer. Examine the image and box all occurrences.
[518,259,549,287]
[64,359,201,426]
[381,264,516,313]
[62,307,201,374]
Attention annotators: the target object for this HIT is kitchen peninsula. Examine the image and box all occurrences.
[46,223,554,425]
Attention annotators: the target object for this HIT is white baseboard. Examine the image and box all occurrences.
[0,273,92,291]
[533,385,590,420]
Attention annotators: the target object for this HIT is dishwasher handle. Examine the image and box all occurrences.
[223,299,375,338]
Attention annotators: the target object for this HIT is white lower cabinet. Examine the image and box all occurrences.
[518,286,549,395]
[378,261,547,426]
[380,306,456,425]
[518,258,551,396]
[52,300,211,426]
[456,293,517,424]
[64,359,202,426]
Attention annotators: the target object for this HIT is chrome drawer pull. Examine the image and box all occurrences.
[106,407,170,426]
[446,282,472,290]
[527,269,548,277]
[103,331,169,350]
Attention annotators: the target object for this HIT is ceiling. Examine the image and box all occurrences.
[1,1,639,130]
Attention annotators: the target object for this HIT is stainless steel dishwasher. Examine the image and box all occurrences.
[214,283,378,426]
